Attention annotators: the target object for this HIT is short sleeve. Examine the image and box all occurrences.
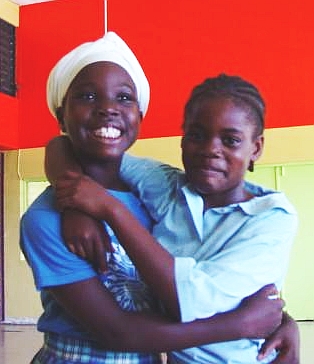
[20,205,96,290]
[121,154,182,220]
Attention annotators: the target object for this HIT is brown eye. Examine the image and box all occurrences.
[222,136,241,147]
[75,91,97,102]
[117,92,137,104]
[184,130,205,142]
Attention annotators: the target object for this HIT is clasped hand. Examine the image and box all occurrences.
[56,171,113,272]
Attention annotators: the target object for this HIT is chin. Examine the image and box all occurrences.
[194,185,217,196]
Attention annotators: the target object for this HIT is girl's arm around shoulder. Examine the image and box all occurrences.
[49,279,284,352]
[121,153,183,217]
[45,135,82,187]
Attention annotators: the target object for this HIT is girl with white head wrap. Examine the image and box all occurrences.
[47,31,150,118]
[23,32,166,364]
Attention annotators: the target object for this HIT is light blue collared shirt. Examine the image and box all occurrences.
[121,154,298,364]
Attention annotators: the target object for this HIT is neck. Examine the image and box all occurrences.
[202,182,253,210]
[78,156,129,191]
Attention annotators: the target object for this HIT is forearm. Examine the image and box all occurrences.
[52,278,246,352]
[98,194,181,319]
[45,135,82,186]
[115,308,246,352]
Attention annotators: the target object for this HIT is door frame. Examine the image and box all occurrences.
[0,153,4,321]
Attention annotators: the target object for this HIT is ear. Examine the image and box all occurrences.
[139,111,143,122]
[56,107,67,133]
[180,136,185,149]
[248,135,264,172]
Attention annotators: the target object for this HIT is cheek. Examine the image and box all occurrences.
[181,149,195,175]
[65,101,90,118]
[130,115,141,127]
[128,119,140,136]
[127,113,141,132]
[181,140,195,156]
[229,153,251,174]
[181,146,189,163]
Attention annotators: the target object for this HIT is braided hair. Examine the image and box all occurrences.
[183,74,265,138]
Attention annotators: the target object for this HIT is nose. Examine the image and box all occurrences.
[201,136,222,157]
[97,98,119,116]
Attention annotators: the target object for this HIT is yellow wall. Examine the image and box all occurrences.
[0,0,19,26]
[4,124,314,319]
[259,125,314,165]
[4,151,42,319]
[129,125,314,167]
[16,124,314,180]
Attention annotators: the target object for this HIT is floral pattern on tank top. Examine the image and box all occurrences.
[99,225,159,313]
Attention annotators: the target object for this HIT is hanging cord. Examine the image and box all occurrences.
[104,0,108,33]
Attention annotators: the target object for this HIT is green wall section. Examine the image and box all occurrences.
[247,163,314,320]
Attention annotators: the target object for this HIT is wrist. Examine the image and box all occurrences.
[102,193,125,224]
[213,309,247,340]
[233,307,254,339]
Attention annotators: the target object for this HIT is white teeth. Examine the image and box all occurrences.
[94,127,121,138]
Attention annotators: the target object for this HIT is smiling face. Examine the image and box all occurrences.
[181,97,264,208]
[57,61,142,164]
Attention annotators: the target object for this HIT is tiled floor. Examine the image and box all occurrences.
[0,324,42,363]
[0,321,313,363]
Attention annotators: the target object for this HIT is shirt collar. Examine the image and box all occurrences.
[179,179,296,217]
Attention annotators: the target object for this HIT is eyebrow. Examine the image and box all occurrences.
[72,81,136,93]
[222,127,244,134]
[188,124,243,133]
[118,83,137,92]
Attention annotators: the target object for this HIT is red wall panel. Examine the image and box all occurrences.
[17,0,105,149]
[0,93,19,150]
[108,0,314,139]
[1,0,313,149]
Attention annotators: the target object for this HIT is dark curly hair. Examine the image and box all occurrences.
[183,74,265,138]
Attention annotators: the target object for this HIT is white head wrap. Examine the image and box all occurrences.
[47,31,150,117]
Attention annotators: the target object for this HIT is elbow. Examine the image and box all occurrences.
[90,315,139,351]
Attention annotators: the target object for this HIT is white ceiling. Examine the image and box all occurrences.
[10,0,55,5]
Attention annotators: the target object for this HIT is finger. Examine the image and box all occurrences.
[56,170,81,183]
[264,284,279,297]
[55,188,73,202]
[57,196,78,211]
[93,238,108,273]
[67,243,77,255]
[55,178,77,191]
[56,178,82,196]
[79,237,95,262]
[279,298,285,309]
[258,337,280,360]
[75,242,87,259]
[55,199,70,211]
[262,351,290,364]
[67,239,87,258]
[260,284,282,301]
[254,284,275,298]
[273,298,285,312]
[102,229,115,253]
[63,170,81,179]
